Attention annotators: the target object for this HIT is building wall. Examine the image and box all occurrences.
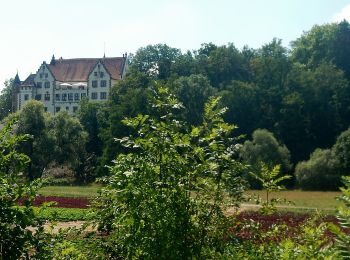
[34,63,56,113]
[87,61,111,102]
[54,82,87,114]
[17,86,33,110]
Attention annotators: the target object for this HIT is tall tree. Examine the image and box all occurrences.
[47,111,88,181]
[130,44,181,80]
[0,79,13,121]
[218,81,260,135]
[173,74,216,125]
[250,38,291,130]
[16,100,53,179]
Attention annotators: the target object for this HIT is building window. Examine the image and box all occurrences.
[39,73,43,79]
[44,107,48,112]
[101,80,107,87]
[44,93,50,101]
[45,73,48,78]
[62,93,67,101]
[37,82,42,88]
[73,106,78,113]
[24,94,29,100]
[74,93,79,101]
[92,80,98,88]
[55,94,60,101]
[81,93,86,99]
[94,71,98,77]
[44,82,50,88]
[100,92,107,100]
[66,106,69,111]
[91,92,98,100]
[35,94,41,100]
[100,72,104,78]
[56,107,61,113]
[68,93,73,101]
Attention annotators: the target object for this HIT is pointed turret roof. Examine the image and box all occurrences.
[14,72,20,85]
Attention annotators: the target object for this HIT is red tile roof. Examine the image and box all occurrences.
[48,57,126,82]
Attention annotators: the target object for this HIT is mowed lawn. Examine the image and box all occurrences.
[39,185,101,198]
[245,190,342,211]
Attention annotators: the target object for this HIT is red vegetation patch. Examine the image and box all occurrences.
[228,211,343,243]
[19,196,90,208]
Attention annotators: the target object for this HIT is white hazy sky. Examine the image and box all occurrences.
[1,0,350,90]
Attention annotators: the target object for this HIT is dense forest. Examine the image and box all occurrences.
[2,21,350,190]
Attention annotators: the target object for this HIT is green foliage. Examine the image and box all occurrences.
[295,149,340,190]
[0,117,48,259]
[240,129,292,188]
[16,100,53,180]
[250,163,292,215]
[330,176,350,258]
[47,111,88,182]
[130,43,181,80]
[94,85,246,259]
[333,127,350,174]
[172,74,216,125]
[35,207,92,221]
[296,127,350,191]
[218,80,260,135]
[98,75,151,176]
[0,79,13,121]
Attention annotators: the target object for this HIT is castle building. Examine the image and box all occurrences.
[12,54,128,114]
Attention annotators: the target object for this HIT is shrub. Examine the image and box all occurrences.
[240,128,292,188]
[295,148,341,190]
[333,127,350,174]
[94,85,246,259]
[0,118,48,259]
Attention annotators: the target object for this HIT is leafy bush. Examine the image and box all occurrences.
[295,148,341,190]
[240,128,292,188]
[333,127,350,174]
[94,85,246,259]
[330,176,350,258]
[0,118,48,259]
[295,127,350,191]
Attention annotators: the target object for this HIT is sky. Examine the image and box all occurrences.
[1,0,350,90]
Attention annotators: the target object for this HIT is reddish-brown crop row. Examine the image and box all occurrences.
[229,211,344,243]
[19,196,90,208]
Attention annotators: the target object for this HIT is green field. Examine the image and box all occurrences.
[245,190,342,212]
[39,185,101,198]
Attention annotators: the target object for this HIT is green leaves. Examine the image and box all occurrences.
[95,84,246,258]
[0,117,47,259]
[250,162,292,215]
